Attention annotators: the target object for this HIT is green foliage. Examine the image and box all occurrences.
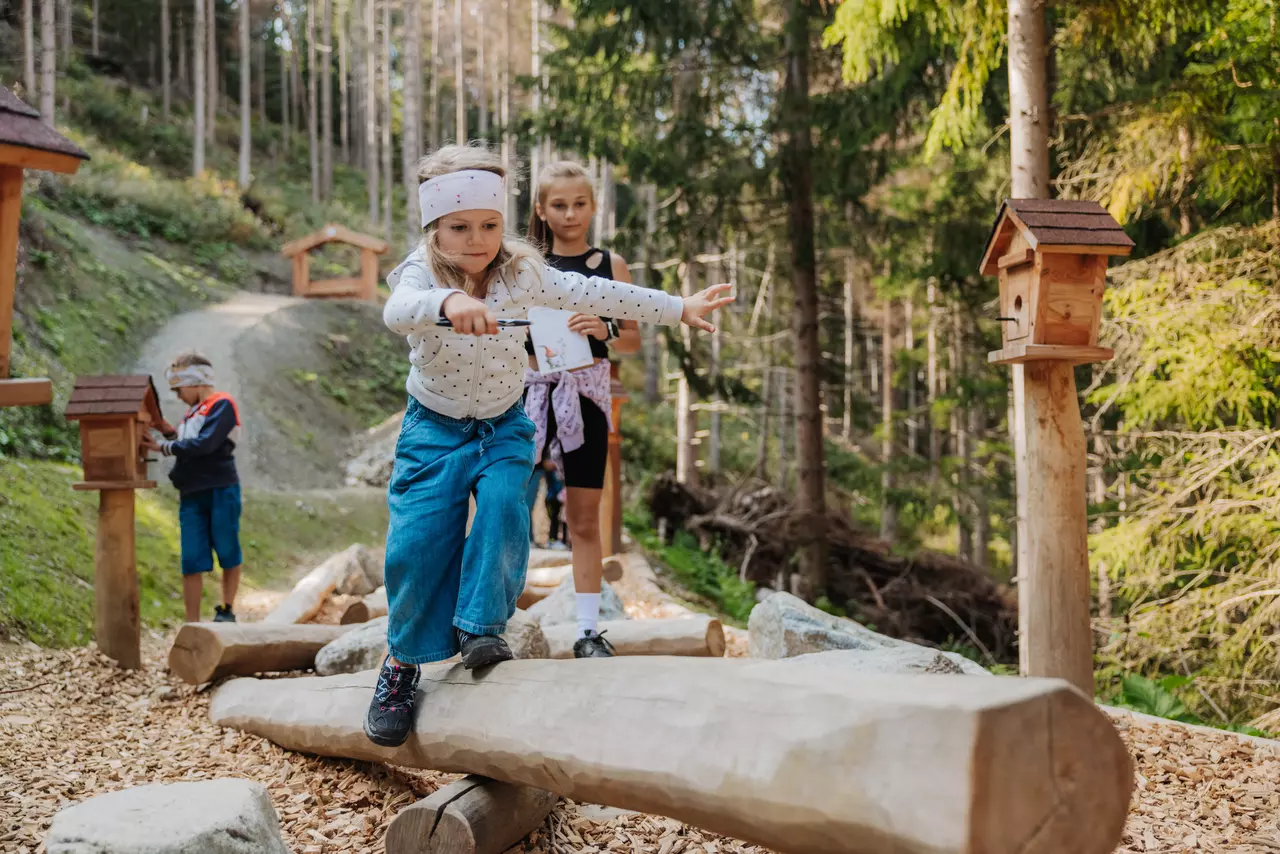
[1116,674,1200,723]
[293,315,409,428]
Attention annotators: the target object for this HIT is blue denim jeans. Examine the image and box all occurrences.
[384,397,536,664]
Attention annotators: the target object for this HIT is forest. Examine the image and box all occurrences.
[2,0,1279,730]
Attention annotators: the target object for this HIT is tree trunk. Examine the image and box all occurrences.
[842,252,856,443]
[238,0,251,188]
[24,0,36,100]
[92,0,99,55]
[405,0,424,236]
[280,17,290,150]
[179,5,189,95]
[926,281,940,488]
[256,29,266,124]
[782,0,826,597]
[951,302,971,560]
[454,0,465,143]
[756,368,771,479]
[777,369,790,491]
[529,0,541,184]
[430,0,440,149]
[161,0,172,119]
[500,0,512,218]
[364,0,378,220]
[880,298,897,541]
[59,0,69,63]
[905,295,917,456]
[308,0,320,204]
[40,0,54,126]
[1008,0,1050,199]
[192,0,205,173]
[206,0,217,144]
[967,315,989,571]
[290,10,303,136]
[708,245,722,476]
[381,0,393,238]
[477,4,488,138]
[321,0,333,199]
[401,0,416,229]
[1177,124,1194,237]
[640,185,660,404]
[339,0,350,164]
[350,0,363,167]
[676,257,699,486]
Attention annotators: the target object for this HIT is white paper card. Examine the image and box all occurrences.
[528,307,594,374]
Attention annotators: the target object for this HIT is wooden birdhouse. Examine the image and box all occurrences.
[0,86,88,408]
[65,375,162,490]
[979,199,1134,365]
[281,224,390,300]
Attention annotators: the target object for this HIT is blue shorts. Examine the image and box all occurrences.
[179,485,243,575]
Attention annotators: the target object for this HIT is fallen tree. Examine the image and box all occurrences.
[384,776,557,854]
[168,623,356,684]
[209,657,1131,854]
[341,587,388,625]
[647,474,1017,662]
[264,545,380,625]
[541,617,724,659]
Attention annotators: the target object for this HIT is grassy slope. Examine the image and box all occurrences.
[0,458,388,645]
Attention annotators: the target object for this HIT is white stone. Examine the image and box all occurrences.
[526,576,628,627]
[747,592,988,675]
[502,609,551,660]
[315,616,388,676]
[46,779,290,854]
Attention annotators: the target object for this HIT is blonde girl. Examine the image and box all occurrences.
[365,144,731,747]
[523,161,639,658]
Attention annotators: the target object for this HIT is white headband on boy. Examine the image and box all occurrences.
[419,170,506,227]
[166,364,215,389]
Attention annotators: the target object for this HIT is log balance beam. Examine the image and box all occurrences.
[210,657,1132,854]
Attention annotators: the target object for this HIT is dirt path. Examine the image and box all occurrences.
[134,292,298,491]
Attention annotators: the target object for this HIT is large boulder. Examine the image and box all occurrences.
[314,611,550,675]
[747,592,988,676]
[46,779,289,854]
[526,575,628,627]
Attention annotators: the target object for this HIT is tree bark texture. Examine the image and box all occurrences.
[880,298,897,541]
[675,257,698,485]
[363,0,378,220]
[640,185,660,404]
[338,0,350,164]
[381,0,393,236]
[206,0,216,144]
[321,0,334,198]
[40,0,54,126]
[161,0,172,119]
[238,0,251,188]
[192,0,205,173]
[430,0,440,149]
[308,0,320,204]
[405,0,424,235]
[24,0,36,99]
[454,0,465,143]
[926,281,940,487]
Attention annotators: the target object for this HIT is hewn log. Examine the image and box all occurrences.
[542,617,724,660]
[517,561,625,609]
[168,623,356,684]
[385,776,557,854]
[95,489,141,670]
[264,545,372,624]
[341,586,388,625]
[209,659,1132,854]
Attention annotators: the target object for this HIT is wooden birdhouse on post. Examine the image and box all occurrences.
[280,224,389,300]
[0,86,88,409]
[979,199,1133,696]
[65,375,163,670]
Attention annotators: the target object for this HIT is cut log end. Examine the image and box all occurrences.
[168,622,355,685]
[385,776,557,854]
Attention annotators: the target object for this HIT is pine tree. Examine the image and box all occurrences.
[193,0,206,173]
[40,0,55,126]
[238,0,251,188]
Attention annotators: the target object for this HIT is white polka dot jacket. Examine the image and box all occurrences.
[384,247,685,421]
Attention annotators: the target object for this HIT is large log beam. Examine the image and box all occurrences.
[340,587,388,625]
[385,776,557,854]
[169,623,358,684]
[264,545,371,625]
[542,617,724,659]
[209,658,1132,854]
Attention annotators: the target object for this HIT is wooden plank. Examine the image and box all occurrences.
[978,206,1018,276]
[1007,198,1108,214]
[360,248,378,300]
[210,662,1133,854]
[95,489,141,669]
[168,622,358,684]
[0,377,52,407]
[307,277,363,298]
[0,142,84,174]
[988,344,1114,366]
[1038,243,1134,258]
[1036,283,1098,347]
[385,776,558,854]
[291,253,309,296]
[0,166,22,380]
[997,248,1034,270]
[73,480,156,491]
[71,375,152,387]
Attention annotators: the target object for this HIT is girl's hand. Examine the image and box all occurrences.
[442,292,499,335]
[681,283,735,333]
[567,313,609,340]
[140,434,163,452]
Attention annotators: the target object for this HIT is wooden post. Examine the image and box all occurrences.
[292,252,309,297]
[95,488,141,669]
[0,166,22,380]
[360,247,377,299]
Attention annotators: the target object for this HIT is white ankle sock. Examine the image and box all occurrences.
[575,593,601,639]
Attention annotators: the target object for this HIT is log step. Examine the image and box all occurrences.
[542,616,724,659]
[168,622,357,685]
[385,776,557,854]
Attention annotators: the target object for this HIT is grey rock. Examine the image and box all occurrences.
[526,575,628,627]
[46,778,290,854]
[501,609,550,660]
[315,616,387,676]
[332,545,385,596]
[747,592,988,676]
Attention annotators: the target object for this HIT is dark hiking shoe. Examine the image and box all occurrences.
[573,630,617,659]
[364,658,420,747]
[457,631,514,669]
[213,605,237,623]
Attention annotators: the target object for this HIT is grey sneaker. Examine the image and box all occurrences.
[573,630,616,659]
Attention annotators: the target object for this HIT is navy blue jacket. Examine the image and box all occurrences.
[161,393,241,496]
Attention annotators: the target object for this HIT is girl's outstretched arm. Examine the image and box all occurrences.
[531,264,734,328]
[382,250,462,335]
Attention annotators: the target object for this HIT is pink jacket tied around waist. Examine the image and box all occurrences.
[524,359,613,479]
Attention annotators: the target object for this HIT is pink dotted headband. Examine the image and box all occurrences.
[419,170,506,227]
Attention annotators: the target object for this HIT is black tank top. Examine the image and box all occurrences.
[525,248,615,360]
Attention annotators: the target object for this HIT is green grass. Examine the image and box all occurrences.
[0,458,387,646]
[292,311,410,429]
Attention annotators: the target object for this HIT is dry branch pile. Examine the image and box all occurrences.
[648,473,1018,663]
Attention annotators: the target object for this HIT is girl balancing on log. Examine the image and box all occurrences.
[524,162,641,658]
[368,143,732,747]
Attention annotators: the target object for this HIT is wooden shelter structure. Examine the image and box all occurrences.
[281,224,389,300]
[979,198,1133,695]
[0,86,89,408]
[65,375,163,669]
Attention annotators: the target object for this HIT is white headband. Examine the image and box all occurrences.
[166,364,215,389]
[419,170,506,227]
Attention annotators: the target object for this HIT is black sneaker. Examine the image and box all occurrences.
[364,658,420,747]
[213,605,236,623]
[573,630,617,659]
[457,631,514,670]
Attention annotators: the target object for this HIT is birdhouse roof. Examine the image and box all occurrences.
[0,86,89,173]
[281,224,391,258]
[65,375,161,421]
[980,199,1135,276]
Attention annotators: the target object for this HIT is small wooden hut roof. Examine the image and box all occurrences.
[980,199,1134,276]
[0,86,89,173]
[65,375,162,421]
[281,224,390,258]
